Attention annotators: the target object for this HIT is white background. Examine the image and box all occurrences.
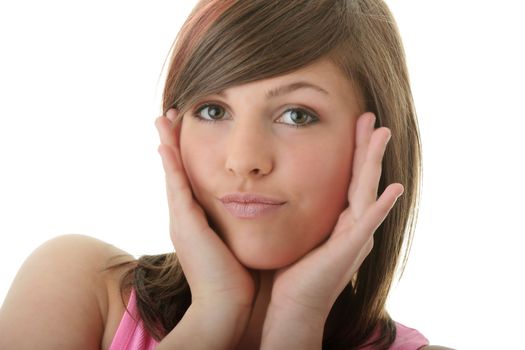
[1,1,524,349]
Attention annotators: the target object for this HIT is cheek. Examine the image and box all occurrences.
[179,127,223,202]
[293,136,353,195]
[288,139,354,237]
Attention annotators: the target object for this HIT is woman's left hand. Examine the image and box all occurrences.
[261,112,405,349]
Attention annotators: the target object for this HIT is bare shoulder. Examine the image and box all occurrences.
[0,234,136,350]
[420,346,456,350]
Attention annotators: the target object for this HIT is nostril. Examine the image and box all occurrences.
[225,150,273,177]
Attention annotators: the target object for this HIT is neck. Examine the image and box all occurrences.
[236,270,275,350]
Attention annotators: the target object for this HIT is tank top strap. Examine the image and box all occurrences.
[360,320,429,349]
[108,288,159,350]
[390,321,429,349]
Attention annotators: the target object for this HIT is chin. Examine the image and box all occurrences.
[207,215,315,270]
[229,241,303,270]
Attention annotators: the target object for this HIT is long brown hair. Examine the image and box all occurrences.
[105,1,422,348]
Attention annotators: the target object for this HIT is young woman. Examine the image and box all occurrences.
[0,1,452,349]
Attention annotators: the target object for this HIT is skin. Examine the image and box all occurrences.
[179,58,361,270]
[0,57,450,349]
[155,57,406,349]
[0,235,453,350]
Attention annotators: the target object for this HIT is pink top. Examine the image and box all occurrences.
[362,321,430,350]
[108,289,158,350]
[109,289,429,350]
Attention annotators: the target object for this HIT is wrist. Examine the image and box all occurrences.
[157,302,251,350]
[193,302,252,347]
[260,303,327,350]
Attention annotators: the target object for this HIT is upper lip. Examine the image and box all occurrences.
[220,193,286,205]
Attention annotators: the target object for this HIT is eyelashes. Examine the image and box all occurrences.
[191,102,320,128]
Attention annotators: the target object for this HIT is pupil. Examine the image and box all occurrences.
[209,106,222,119]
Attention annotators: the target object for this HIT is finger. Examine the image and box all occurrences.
[157,143,195,216]
[294,182,403,303]
[350,127,392,217]
[158,142,219,259]
[166,108,183,148]
[360,183,404,239]
[348,112,376,203]
[158,142,220,258]
[156,110,205,233]
[155,109,181,150]
[333,183,403,257]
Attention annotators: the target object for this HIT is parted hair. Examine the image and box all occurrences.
[104,1,422,349]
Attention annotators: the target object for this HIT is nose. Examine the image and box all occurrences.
[224,121,273,179]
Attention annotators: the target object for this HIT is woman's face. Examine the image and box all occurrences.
[179,58,364,269]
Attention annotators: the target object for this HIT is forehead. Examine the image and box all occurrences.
[218,58,362,109]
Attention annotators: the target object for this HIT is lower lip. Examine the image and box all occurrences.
[221,202,284,219]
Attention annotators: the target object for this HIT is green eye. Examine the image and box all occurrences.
[191,103,319,128]
[291,110,308,123]
[279,108,319,127]
[194,104,226,121]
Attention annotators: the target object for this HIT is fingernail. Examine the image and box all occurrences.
[383,130,392,149]
[370,114,376,130]
[166,109,176,122]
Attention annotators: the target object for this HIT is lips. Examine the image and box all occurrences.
[219,193,286,219]
[220,193,286,205]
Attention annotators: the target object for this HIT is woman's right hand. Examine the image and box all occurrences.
[155,108,256,311]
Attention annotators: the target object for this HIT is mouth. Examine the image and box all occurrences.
[219,193,286,219]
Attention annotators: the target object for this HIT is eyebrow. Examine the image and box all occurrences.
[216,81,330,99]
